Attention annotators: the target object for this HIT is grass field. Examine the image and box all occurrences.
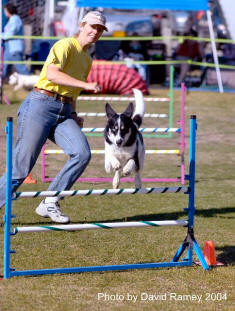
[0,85,235,311]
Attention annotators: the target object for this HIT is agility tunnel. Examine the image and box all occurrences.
[86,63,149,95]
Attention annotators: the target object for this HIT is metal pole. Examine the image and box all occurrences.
[0,0,3,105]
[169,65,174,135]
[180,82,186,184]
[206,10,224,93]
[4,117,13,279]
[188,115,197,228]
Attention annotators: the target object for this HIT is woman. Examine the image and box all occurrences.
[0,11,108,224]
[2,3,29,79]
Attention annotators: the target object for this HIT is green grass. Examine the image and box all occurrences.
[0,86,235,311]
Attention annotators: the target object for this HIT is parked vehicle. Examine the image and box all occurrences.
[104,13,154,36]
[168,11,194,35]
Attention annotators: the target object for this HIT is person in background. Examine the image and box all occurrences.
[174,28,204,85]
[1,3,29,79]
[0,11,107,224]
[121,37,148,81]
[222,43,235,65]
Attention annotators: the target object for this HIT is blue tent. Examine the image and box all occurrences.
[76,0,223,92]
[76,0,208,11]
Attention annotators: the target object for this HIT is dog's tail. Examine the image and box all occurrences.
[132,88,145,128]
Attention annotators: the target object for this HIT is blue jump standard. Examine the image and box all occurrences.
[3,116,209,279]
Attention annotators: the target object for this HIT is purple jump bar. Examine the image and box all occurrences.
[42,177,181,183]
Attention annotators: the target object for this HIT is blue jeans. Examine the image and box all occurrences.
[0,90,91,208]
[3,45,30,78]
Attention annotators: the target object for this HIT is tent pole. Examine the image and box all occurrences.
[78,7,85,23]
[0,0,3,105]
[206,10,223,93]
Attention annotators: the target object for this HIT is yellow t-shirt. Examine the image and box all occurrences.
[35,37,92,100]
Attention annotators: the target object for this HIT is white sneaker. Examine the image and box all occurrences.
[36,200,70,224]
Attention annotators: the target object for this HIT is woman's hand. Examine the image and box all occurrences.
[85,82,101,93]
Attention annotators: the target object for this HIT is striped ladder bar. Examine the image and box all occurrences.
[81,127,181,133]
[77,112,168,118]
[44,149,180,155]
[13,220,188,234]
[14,186,190,199]
[77,96,169,102]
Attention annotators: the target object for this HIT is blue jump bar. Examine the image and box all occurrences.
[10,261,192,277]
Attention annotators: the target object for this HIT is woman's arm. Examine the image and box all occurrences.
[47,64,100,93]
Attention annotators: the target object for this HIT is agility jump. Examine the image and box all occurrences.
[41,82,186,184]
[3,115,210,279]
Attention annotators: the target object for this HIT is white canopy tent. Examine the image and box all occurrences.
[218,0,235,40]
[76,0,224,92]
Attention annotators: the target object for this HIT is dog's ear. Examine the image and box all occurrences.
[105,103,117,119]
[123,102,134,118]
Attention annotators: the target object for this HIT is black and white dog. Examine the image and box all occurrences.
[104,89,145,189]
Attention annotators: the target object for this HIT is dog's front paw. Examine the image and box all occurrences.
[123,159,135,176]
[111,158,121,171]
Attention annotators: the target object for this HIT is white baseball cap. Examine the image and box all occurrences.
[81,11,108,31]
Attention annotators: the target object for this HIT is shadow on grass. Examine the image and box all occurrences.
[13,206,235,226]
[216,246,235,265]
[104,206,235,222]
[195,206,235,218]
